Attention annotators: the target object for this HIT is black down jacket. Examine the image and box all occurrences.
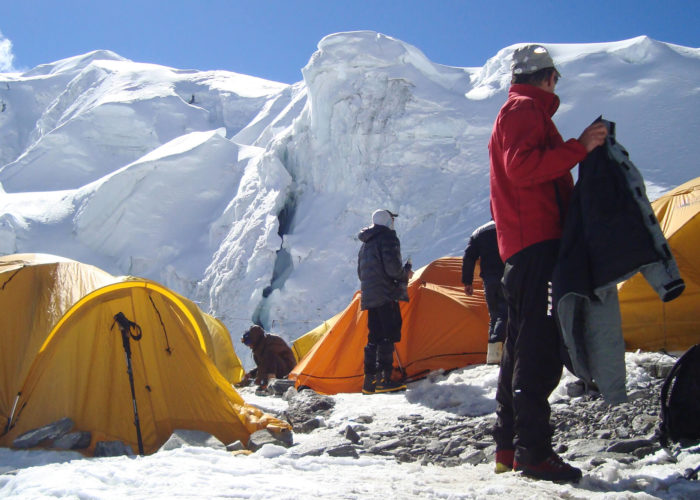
[357,224,410,310]
[461,220,505,285]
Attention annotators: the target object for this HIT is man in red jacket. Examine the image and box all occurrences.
[489,44,607,482]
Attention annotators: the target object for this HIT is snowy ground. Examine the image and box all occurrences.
[1,352,698,499]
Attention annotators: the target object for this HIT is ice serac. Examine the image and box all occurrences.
[195,147,293,347]
[254,31,497,337]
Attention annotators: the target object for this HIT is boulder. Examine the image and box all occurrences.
[94,441,134,457]
[53,431,92,450]
[159,429,226,452]
[13,417,74,449]
[247,428,294,452]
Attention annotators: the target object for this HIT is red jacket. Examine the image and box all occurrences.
[489,84,587,262]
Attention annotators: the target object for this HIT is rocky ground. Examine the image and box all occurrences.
[263,357,694,475]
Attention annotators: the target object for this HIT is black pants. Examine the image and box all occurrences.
[483,277,507,343]
[364,301,402,375]
[493,240,563,464]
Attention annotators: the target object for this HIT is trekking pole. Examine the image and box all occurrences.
[394,348,407,380]
[113,312,145,456]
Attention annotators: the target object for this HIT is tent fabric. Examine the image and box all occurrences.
[292,311,344,362]
[0,254,119,421]
[202,313,246,383]
[289,257,490,394]
[0,254,287,455]
[619,176,700,352]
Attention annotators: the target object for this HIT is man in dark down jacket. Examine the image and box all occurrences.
[489,44,607,482]
[357,209,413,394]
[240,325,296,390]
[461,220,506,364]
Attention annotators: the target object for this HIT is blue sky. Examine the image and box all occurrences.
[2,0,698,83]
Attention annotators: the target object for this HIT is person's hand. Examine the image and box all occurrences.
[578,122,608,152]
[235,373,252,387]
[464,284,474,296]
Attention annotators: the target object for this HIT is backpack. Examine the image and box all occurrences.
[659,344,700,479]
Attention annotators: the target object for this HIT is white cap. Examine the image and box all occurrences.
[372,209,398,228]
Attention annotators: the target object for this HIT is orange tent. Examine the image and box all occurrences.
[619,176,700,352]
[289,257,489,394]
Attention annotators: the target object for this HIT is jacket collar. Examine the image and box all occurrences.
[509,83,560,117]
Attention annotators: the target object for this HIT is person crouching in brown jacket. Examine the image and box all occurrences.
[239,325,296,391]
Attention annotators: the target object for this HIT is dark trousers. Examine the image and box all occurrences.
[364,301,402,375]
[483,277,507,343]
[493,240,563,464]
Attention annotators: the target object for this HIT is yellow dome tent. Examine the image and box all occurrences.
[0,254,286,454]
[619,176,700,352]
[291,311,344,362]
[289,257,489,394]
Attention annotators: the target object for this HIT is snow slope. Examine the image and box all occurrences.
[0,32,699,365]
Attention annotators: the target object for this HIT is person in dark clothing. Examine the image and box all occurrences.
[488,44,607,482]
[357,209,413,394]
[239,325,296,392]
[461,220,507,364]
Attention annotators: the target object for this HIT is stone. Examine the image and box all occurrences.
[369,438,402,454]
[427,439,446,454]
[284,390,336,426]
[295,417,322,434]
[344,425,361,444]
[53,431,92,450]
[606,438,654,454]
[226,440,246,452]
[354,415,374,424]
[159,429,226,452]
[326,444,359,458]
[287,437,347,458]
[247,428,294,452]
[94,441,134,457]
[631,414,658,434]
[459,447,485,465]
[267,378,296,396]
[13,417,74,449]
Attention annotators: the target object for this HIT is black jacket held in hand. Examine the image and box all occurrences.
[357,224,410,310]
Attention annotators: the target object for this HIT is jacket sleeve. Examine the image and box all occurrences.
[500,102,587,186]
[461,234,478,285]
[380,233,407,282]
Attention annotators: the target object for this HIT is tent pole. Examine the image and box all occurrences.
[3,393,20,435]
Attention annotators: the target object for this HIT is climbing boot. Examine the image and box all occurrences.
[362,374,376,395]
[375,371,406,393]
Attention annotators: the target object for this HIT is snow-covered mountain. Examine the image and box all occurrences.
[1,32,698,365]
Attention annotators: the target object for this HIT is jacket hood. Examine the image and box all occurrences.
[509,83,560,117]
[242,325,265,349]
[358,224,392,243]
